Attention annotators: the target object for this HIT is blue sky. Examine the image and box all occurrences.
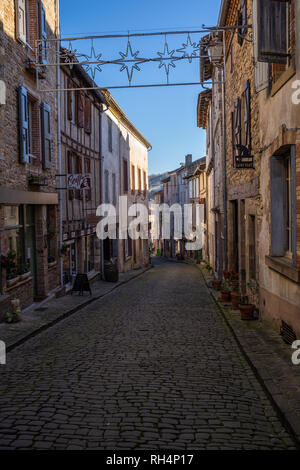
[60,0,221,174]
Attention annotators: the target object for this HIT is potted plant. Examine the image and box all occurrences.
[219,281,232,303]
[6,250,20,287]
[231,289,241,310]
[211,276,222,290]
[6,299,21,323]
[238,280,257,320]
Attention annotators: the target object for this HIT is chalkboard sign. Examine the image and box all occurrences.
[71,274,92,296]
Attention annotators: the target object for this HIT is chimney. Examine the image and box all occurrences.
[185,154,192,167]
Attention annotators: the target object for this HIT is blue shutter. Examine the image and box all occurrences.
[41,102,51,169]
[18,85,29,163]
[270,156,286,256]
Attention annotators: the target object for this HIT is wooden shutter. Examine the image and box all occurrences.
[138,168,141,193]
[16,0,27,43]
[67,78,73,121]
[237,9,243,46]
[18,85,29,163]
[123,160,128,193]
[39,1,47,64]
[76,90,85,127]
[234,98,241,154]
[253,0,269,91]
[84,96,91,133]
[257,0,288,64]
[241,0,247,37]
[104,170,109,203]
[243,80,251,148]
[67,150,74,200]
[84,158,91,201]
[41,102,51,169]
[143,171,147,196]
[231,111,235,166]
[131,164,135,194]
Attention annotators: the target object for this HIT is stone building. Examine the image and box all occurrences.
[200,0,300,338]
[59,54,108,288]
[101,90,151,273]
[0,0,60,315]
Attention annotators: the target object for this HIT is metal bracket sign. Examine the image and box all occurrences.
[67,174,91,190]
[235,155,254,169]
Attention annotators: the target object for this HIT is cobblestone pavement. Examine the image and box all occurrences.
[0,259,297,450]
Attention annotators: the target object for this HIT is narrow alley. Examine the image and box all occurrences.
[0,260,296,450]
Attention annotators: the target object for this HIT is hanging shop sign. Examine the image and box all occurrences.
[67,174,91,190]
[235,145,254,169]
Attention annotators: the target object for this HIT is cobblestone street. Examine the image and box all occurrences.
[0,260,297,450]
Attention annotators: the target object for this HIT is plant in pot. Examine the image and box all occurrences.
[6,251,19,287]
[6,299,21,324]
[60,243,68,255]
[239,281,257,320]
[219,281,232,303]
[211,276,222,290]
[231,286,241,310]
[47,227,56,239]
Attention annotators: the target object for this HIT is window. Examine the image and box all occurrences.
[104,169,109,203]
[270,147,296,263]
[16,0,47,61]
[138,168,142,193]
[143,171,147,196]
[131,165,135,194]
[84,96,91,134]
[248,215,256,280]
[18,86,50,166]
[112,173,116,206]
[67,77,73,121]
[123,159,128,193]
[47,205,56,264]
[108,117,112,152]
[76,90,85,128]
[67,150,74,201]
[84,158,91,202]
[41,102,51,169]
[256,0,289,65]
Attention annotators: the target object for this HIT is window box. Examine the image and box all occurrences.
[6,275,21,288]
[29,175,48,186]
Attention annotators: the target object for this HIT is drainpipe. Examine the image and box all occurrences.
[221,30,228,270]
[55,0,63,286]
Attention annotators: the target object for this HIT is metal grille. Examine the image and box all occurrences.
[280,320,296,345]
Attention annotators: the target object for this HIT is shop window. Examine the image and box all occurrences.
[85,236,95,273]
[47,206,56,264]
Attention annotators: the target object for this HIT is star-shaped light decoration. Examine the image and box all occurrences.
[157,37,178,83]
[75,39,103,80]
[118,39,145,85]
[176,34,199,63]
[60,41,79,69]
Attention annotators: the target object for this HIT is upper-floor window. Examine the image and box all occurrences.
[270,147,296,263]
[138,168,142,193]
[108,117,112,153]
[104,169,109,203]
[131,164,135,194]
[18,85,51,168]
[16,0,47,63]
[123,159,128,193]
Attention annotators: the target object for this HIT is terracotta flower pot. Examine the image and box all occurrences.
[223,270,232,280]
[6,276,20,288]
[239,304,255,321]
[220,291,231,303]
[212,280,222,290]
[231,292,241,310]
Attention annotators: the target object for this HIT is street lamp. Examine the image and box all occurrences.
[207,34,223,67]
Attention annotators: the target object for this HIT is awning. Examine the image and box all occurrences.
[197,89,212,129]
